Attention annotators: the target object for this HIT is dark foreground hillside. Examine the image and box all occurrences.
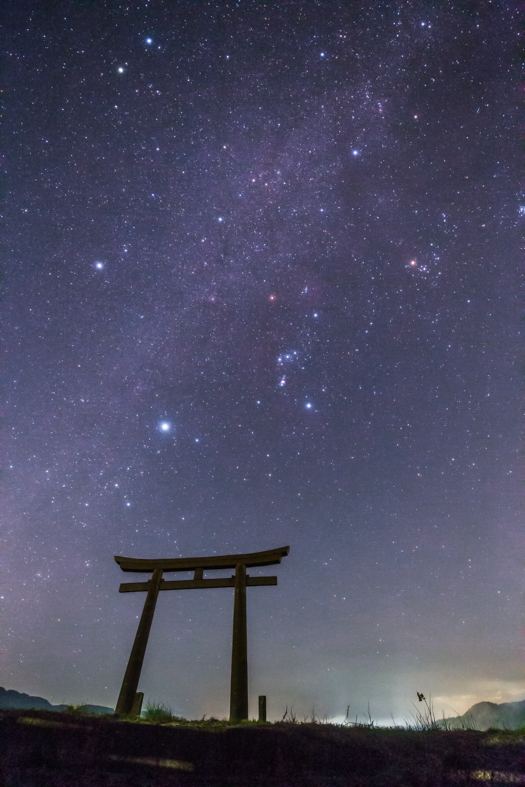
[1,709,523,787]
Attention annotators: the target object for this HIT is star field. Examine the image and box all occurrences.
[2,1,521,722]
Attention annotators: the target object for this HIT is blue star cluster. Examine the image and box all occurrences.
[2,0,521,722]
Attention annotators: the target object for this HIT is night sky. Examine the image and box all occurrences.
[3,0,522,724]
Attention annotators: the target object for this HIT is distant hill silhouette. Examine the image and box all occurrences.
[0,687,113,715]
[439,700,525,730]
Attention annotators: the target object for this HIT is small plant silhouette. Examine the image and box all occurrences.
[281,705,297,723]
[342,702,375,728]
[406,692,441,731]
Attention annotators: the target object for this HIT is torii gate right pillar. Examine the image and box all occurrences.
[229,563,248,722]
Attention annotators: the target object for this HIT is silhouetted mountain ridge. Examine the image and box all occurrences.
[439,699,525,730]
[0,687,113,715]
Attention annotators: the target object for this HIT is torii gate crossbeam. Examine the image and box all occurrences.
[113,546,289,721]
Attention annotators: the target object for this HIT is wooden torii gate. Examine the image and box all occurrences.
[113,546,290,721]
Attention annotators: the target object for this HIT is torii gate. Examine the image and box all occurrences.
[113,546,290,721]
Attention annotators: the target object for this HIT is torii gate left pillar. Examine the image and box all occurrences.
[113,546,290,720]
[114,567,163,717]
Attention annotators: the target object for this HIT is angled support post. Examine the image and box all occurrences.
[115,566,163,716]
[229,562,248,722]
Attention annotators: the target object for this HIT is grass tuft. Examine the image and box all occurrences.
[141,701,182,724]
[64,704,91,716]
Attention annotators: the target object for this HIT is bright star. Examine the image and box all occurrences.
[118,67,125,73]
[159,421,171,432]
[320,52,325,57]
[94,262,104,270]
[305,402,313,409]
[352,149,359,156]
[146,38,153,44]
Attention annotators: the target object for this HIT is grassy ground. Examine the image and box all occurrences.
[2,704,524,786]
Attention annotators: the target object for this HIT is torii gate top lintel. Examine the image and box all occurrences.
[114,545,290,574]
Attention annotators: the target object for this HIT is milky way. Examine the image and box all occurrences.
[3,1,521,722]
